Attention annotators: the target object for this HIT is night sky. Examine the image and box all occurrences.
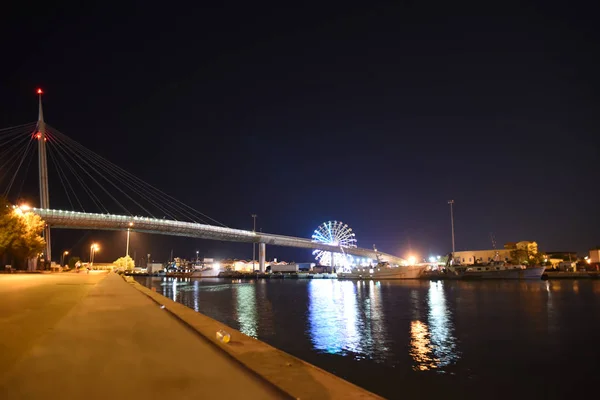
[1,1,598,263]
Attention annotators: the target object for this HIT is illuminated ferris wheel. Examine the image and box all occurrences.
[311,221,357,267]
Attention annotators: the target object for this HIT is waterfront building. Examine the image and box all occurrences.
[589,248,600,264]
[452,249,511,265]
[453,241,539,265]
[544,251,578,268]
[504,241,538,254]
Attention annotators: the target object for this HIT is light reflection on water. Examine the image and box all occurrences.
[307,279,390,362]
[410,320,435,370]
[427,281,459,370]
[308,280,360,356]
[137,276,600,400]
[409,281,459,372]
[234,282,258,338]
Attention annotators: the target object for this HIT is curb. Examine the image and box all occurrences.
[127,278,383,400]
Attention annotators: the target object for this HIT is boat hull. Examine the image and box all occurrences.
[462,266,546,280]
[191,268,221,278]
[338,265,426,280]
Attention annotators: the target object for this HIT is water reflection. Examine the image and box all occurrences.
[308,280,388,361]
[159,277,190,301]
[233,282,258,338]
[410,281,459,372]
[366,280,388,354]
[308,280,360,355]
[193,281,199,312]
[410,320,436,370]
[428,281,458,369]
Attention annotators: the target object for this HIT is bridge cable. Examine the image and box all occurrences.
[47,126,227,226]
[15,144,36,199]
[50,129,155,218]
[0,133,31,161]
[47,128,184,221]
[0,122,37,134]
[45,132,111,213]
[49,135,207,223]
[55,127,228,226]
[0,135,32,190]
[45,134,108,213]
[48,126,217,223]
[46,144,77,211]
[0,124,36,144]
[46,130,153,217]
[4,136,35,196]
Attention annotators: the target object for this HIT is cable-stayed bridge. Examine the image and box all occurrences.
[0,90,406,269]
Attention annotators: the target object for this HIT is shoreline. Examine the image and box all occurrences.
[128,275,383,399]
[125,270,600,280]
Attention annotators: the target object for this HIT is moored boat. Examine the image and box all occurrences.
[461,261,545,280]
[337,263,426,280]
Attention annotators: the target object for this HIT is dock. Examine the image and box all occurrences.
[544,271,600,279]
[0,271,380,399]
[125,271,339,279]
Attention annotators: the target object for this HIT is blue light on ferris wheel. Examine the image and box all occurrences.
[311,220,357,266]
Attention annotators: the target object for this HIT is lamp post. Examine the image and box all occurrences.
[90,243,99,265]
[126,222,133,257]
[251,214,257,271]
[196,250,199,264]
[448,200,455,255]
[61,250,69,267]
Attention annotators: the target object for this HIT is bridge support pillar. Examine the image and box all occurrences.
[258,242,266,273]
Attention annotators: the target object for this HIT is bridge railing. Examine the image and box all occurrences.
[33,208,406,264]
[33,208,258,242]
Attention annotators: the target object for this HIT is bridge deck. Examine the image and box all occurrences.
[33,208,406,264]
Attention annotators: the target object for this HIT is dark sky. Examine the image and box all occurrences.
[1,1,598,263]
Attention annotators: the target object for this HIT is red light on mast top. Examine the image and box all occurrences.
[36,88,43,95]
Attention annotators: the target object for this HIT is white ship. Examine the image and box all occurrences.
[337,263,426,280]
[461,262,546,280]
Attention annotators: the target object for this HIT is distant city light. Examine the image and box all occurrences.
[19,204,31,211]
[428,256,436,263]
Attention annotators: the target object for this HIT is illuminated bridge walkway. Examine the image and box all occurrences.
[1,91,407,269]
[33,208,406,268]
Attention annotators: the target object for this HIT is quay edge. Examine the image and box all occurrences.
[128,277,383,400]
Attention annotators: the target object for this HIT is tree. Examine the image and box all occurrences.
[0,198,46,268]
[113,255,135,270]
[510,249,529,265]
[510,245,544,265]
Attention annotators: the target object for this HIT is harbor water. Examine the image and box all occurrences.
[135,277,600,399]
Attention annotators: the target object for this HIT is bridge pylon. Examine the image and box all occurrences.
[258,243,266,273]
[36,89,51,264]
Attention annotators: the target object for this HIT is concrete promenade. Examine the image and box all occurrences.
[0,272,284,399]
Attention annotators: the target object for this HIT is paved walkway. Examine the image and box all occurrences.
[0,272,284,399]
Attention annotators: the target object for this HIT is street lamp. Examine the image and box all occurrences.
[61,250,69,267]
[448,200,455,254]
[196,250,199,264]
[90,243,99,265]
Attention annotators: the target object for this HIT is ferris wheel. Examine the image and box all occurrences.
[311,221,357,267]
